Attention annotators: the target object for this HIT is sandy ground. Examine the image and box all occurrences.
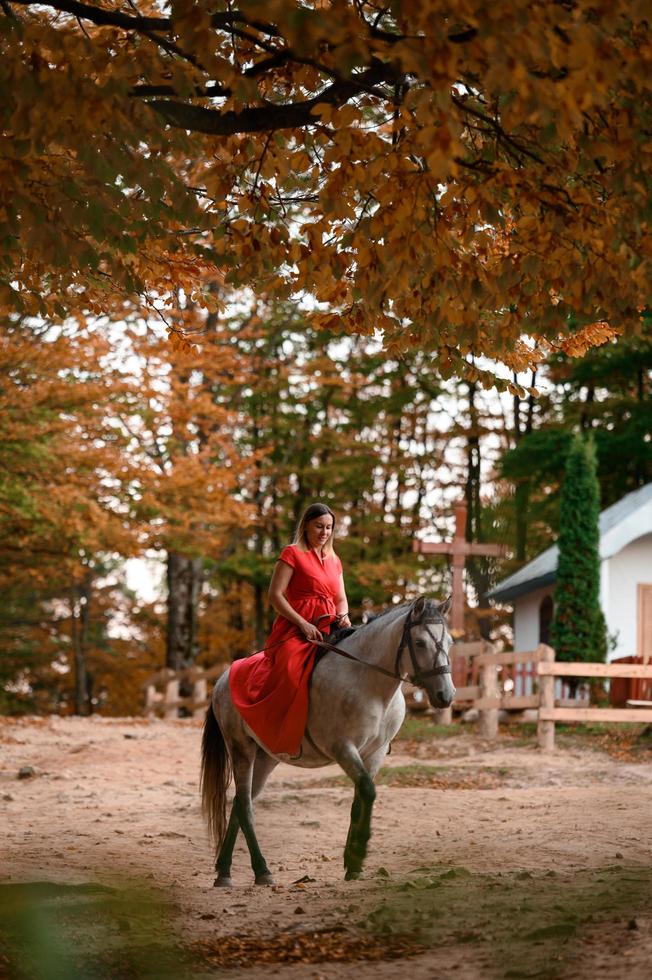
[2,715,652,980]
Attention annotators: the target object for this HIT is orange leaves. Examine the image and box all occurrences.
[167,328,197,356]
[557,322,622,358]
[0,325,137,593]
[311,103,362,129]
[3,0,651,379]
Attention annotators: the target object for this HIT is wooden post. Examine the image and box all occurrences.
[412,501,507,635]
[478,647,498,739]
[144,684,158,719]
[432,705,453,725]
[192,675,208,719]
[164,677,179,720]
[537,644,556,751]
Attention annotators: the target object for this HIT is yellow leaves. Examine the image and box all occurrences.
[336,105,361,128]
[289,149,311,171]
[557,322,622,358]
[167,327,197,356]
[311,103,335,123]
[500,341,546,373]
[425,145,450,179]
[310,103,360,128]
[3,0,650,381]
[170,0,223,74]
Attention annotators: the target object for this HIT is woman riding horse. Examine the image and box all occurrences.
[202,505,455,885]
[229,502,351,756]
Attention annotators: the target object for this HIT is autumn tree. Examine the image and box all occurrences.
[0,319,142,712]
[198,295,455,645]
[113,316,255,671]
[0,310,256,711]
[2,1,649,373]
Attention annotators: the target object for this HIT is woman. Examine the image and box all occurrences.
[229,503,351,756]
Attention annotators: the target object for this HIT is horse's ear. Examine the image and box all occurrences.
[439,595,453,618]
[412,595,427,618]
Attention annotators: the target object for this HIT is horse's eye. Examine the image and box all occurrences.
[415,639,426,648]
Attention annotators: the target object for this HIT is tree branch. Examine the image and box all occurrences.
[9,0,281,36]
[147,65,398,135]
[129,53,292,99]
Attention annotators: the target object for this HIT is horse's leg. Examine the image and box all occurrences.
[214,804,239,887]
[214,749,278,887]
[231,745,276,886]
[335,741,385,881]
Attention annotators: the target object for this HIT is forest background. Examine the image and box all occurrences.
[3,1,652,715]
[2,305,650,717]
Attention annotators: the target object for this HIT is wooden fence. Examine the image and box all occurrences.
[406,643,652,748]
[450,642,553,739]
[536,656,652,750]
[142,648,652,752]
[143,664,226,719]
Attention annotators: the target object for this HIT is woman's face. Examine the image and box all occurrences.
[306,514,334,551]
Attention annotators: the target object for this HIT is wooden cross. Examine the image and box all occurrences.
[413,501,507,635]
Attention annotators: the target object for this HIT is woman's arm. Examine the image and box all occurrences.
[268,561,322,641]
[335,573,351,628]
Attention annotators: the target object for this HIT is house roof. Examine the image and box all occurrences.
[488,481,652,604]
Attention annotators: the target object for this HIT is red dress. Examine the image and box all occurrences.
[229,544,342,755]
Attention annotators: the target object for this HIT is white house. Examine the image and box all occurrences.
[488,482,652,661]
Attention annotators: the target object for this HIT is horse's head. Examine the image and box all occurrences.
[402,596,456,709]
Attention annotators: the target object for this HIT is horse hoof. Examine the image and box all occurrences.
[255,872,275,886]
[214,876,233,888]
[345,870,362,881]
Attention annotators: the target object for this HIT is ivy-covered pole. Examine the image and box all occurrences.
[550,435,608,668]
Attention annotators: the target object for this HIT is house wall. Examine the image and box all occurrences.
[512,533,652,661]
[513,584,556,652]
[604,532,652,659]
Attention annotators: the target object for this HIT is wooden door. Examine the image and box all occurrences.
[637,584,652,664]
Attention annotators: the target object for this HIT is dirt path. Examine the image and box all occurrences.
[2,715,652,979]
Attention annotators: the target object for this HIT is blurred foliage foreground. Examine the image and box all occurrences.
[1,864,652,980]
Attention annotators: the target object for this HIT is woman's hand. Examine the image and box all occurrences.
[337,614,352,629]
[299,620,322,643]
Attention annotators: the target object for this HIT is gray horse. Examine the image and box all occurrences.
[200,595,455,885]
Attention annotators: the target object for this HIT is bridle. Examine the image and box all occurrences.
[394,607,453,687]
[313,603,452,689]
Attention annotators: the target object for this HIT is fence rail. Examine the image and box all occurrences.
[142,648,652,750]
[536,657,652,748]
[538,662,652,679]
[142,664,226,719]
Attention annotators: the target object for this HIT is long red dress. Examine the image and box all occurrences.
[229,544,342,755]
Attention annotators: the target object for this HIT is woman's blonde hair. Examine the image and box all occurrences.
[292,502,336,556]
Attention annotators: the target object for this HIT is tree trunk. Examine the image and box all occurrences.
[254,581,266,650]
[465,380,493,640]
[512,369,536,561]
[166,552,202,671]
[514,481,530,562]
[71,573,92,715]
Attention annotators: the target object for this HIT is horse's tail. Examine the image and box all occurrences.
[200,705,232,853]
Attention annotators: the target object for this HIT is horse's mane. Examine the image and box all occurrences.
[365,598,443,624]
[365,602,410,624]
[330,598,443,644]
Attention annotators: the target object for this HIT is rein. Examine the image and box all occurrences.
[312,606,452,688]
[312,636,401,680]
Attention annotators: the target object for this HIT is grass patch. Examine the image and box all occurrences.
[0,880,186,979]
[358,864,652,979]
[377,764,507,789]
[304,763,510,791]
[555,722,652,760]
[397,714,464,743]
[406,717,652,761]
